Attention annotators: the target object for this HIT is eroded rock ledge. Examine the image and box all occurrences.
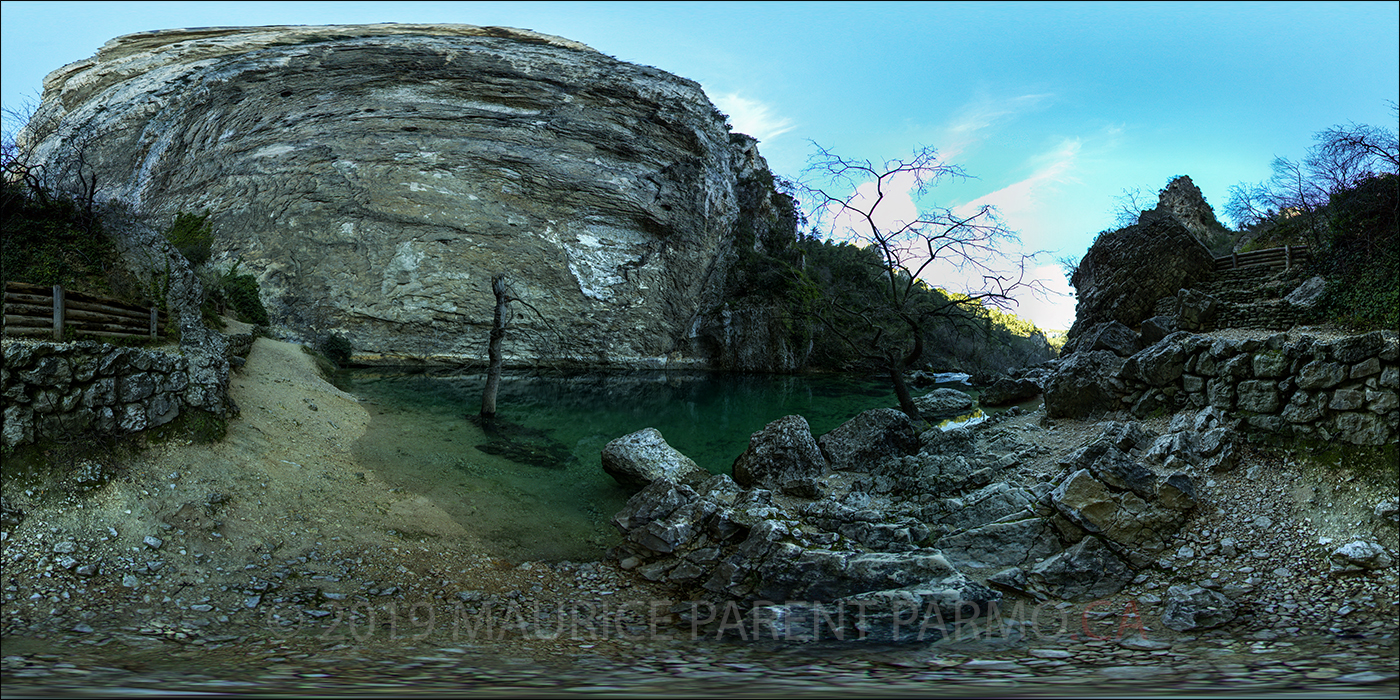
[605,409,1207,641]
[22,24,791,369]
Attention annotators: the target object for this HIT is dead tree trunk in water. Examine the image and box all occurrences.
[480,273,508,419]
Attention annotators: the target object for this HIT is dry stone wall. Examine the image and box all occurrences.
[1,340,196,448]
[1113,330,1398,445]
[1151,265,1318,333]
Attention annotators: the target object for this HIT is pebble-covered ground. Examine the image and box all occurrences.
[2,335,1396,697]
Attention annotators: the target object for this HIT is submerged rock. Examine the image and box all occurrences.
[601,428,710,489]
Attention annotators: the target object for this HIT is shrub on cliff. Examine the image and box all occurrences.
[201,260,270,327]
[1315,173,1399,330]
[163,211,213,267]
[0,177,130,297]
[317,333,354,367]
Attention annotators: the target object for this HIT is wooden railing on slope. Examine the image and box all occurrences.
[1213,245,1311,271]
[2,281,166,341]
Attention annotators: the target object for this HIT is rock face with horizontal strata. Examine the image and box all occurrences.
[20,24,790,367]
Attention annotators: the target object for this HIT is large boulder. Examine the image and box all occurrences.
[936,517,1063,573]
[1162,585,1237,631]
[19,24,790,369]
[1120,334,1189,387]
[731,415,827,494]
[1042,351,1126,419]
[601,428,711,489]
[912,388,975,419]
[980,376,1042,407]
[1065,212,1214,347]
[1050,467,1195,561]
[1027,537,1133,601]
[1330,541,1395,573]
[1174,288,1220,332]
[817,408,919,472]
[1069,321,1142,358]
[1139,315,1178,346]
[1285,275,1327,308]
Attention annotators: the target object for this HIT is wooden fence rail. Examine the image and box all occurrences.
[1214,245,1312,271]
[2,281,165,341]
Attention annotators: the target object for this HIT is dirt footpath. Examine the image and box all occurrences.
[1,338,671,663]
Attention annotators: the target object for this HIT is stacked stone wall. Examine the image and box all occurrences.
[1150,265,1316,333]
[1118,331,1398,445]
[1,340,193,448]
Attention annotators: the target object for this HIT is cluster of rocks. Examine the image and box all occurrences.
[986,420,1199,603]
[600,404,1222,641]
[1,341,192,447]
[1045,325,1398,445]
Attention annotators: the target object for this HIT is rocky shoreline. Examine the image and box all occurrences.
[2,336,1397,695]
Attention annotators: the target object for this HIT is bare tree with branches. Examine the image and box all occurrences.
[799,143,1044,420]
[1223,106,1399,233]
[478,272,560,420]
[1110,186,1155,229]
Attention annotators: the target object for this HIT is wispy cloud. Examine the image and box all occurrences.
[712,92,796,143]
[938,93,1054,160]
[954,137,1083,221]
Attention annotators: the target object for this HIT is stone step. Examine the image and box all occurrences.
[1212,298,1311,331]
[1148,263,1314,332]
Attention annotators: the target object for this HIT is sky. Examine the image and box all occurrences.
[3,1,1398,331]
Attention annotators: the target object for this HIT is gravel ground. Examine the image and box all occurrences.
[2,335,1396,697]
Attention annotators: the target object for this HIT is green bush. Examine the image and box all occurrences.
[200,260,270,327]
[1314,173,1399,330]
[317,333,353,367]
[163,211,214,267]
[0,180,121,295]
[224,272,269,326]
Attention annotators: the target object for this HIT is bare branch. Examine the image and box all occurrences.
[797,143,1046,418]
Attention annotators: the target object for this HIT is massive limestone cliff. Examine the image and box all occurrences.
[19,24,793,368]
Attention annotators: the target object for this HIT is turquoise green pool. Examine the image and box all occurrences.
[333,369,981,562]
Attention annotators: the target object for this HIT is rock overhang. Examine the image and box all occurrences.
[23,23,780,368]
